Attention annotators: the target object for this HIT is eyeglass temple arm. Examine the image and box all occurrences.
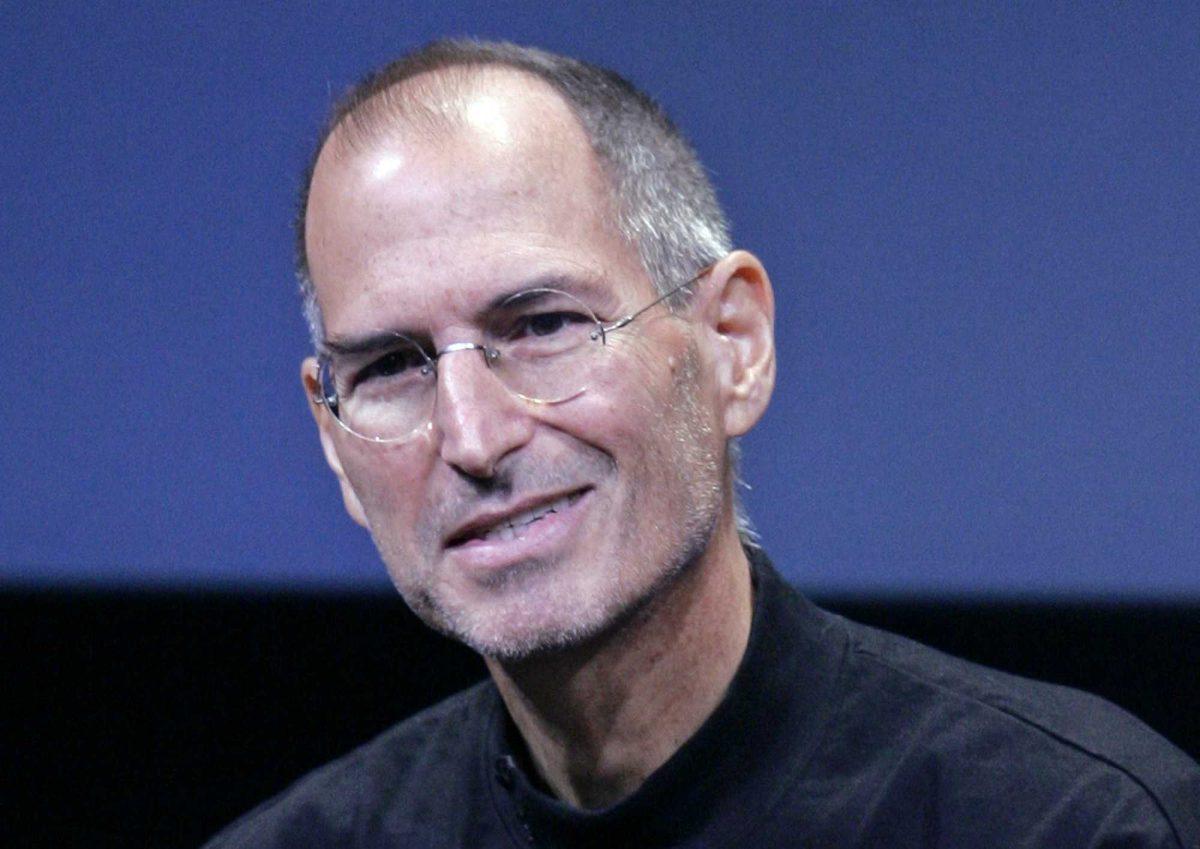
[601,264,714,333]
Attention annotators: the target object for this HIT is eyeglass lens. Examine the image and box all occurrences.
[323,287,602,442]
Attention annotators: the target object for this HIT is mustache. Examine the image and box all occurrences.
[420,448,614,547]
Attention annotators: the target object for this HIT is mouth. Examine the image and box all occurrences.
[446,489,589,549]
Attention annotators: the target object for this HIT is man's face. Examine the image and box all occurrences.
[303,74,729,660]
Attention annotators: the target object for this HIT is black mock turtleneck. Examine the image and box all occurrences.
[206,549,1200,848]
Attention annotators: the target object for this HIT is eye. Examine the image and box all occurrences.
[353,345,428,387]
[516,310,590,338]
[491,287,599,353]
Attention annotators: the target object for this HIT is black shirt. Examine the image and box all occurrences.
[205,550,1200,848]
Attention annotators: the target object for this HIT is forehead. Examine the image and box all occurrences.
[304,70,650,338]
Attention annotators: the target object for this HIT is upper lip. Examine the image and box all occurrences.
[444,487,588,548]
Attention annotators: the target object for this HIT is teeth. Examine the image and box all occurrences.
[478,494,574,542]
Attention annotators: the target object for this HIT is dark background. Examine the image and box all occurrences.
[4,4,1198,847]
[7,591,1198,848]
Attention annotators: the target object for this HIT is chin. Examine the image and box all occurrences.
[426,554,696,663]
[436,593,616,663]
[463,617,606,663]
[389,490,719,662]
[405,571,632,663]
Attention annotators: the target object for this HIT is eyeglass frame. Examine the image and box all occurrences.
[312,263,715,443]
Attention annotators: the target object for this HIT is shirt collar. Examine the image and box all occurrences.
[482,547,848,848]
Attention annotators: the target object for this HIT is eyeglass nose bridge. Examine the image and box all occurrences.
[428,341,502,371]
[424,341,506,394]
[426,340,525,429]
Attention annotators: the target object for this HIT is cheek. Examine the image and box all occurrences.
[338,440,429,529]
[567,336,718,480]
[583,332,684,413]
[567,372,662,452]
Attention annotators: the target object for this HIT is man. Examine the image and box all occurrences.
[207,40,1199,847]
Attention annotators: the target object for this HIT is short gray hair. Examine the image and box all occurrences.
[295,38,731,347]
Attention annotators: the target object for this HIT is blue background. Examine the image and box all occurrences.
[3,2,1197,598]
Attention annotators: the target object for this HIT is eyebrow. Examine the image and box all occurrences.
[322,271,617,357]
[484,272,614,311]
[321,330,414,358]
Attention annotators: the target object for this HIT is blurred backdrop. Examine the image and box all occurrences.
[3,2,1199,599]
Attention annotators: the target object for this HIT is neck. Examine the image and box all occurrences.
[484,518,754,809]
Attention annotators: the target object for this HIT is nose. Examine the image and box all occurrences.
[431,345,534,479]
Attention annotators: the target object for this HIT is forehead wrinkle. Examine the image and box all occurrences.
[327,265,626,352]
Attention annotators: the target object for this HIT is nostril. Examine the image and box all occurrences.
[450,460,499,486]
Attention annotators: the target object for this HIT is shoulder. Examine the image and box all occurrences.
[201,681,497,849]
[817,608,1200,845]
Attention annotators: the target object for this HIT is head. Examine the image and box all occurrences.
[298,41,775,661]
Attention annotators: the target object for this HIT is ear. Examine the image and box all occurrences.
[301,357,370,529]
[697,251,776,438]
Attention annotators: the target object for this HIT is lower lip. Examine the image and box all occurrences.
[444,490,591,579]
